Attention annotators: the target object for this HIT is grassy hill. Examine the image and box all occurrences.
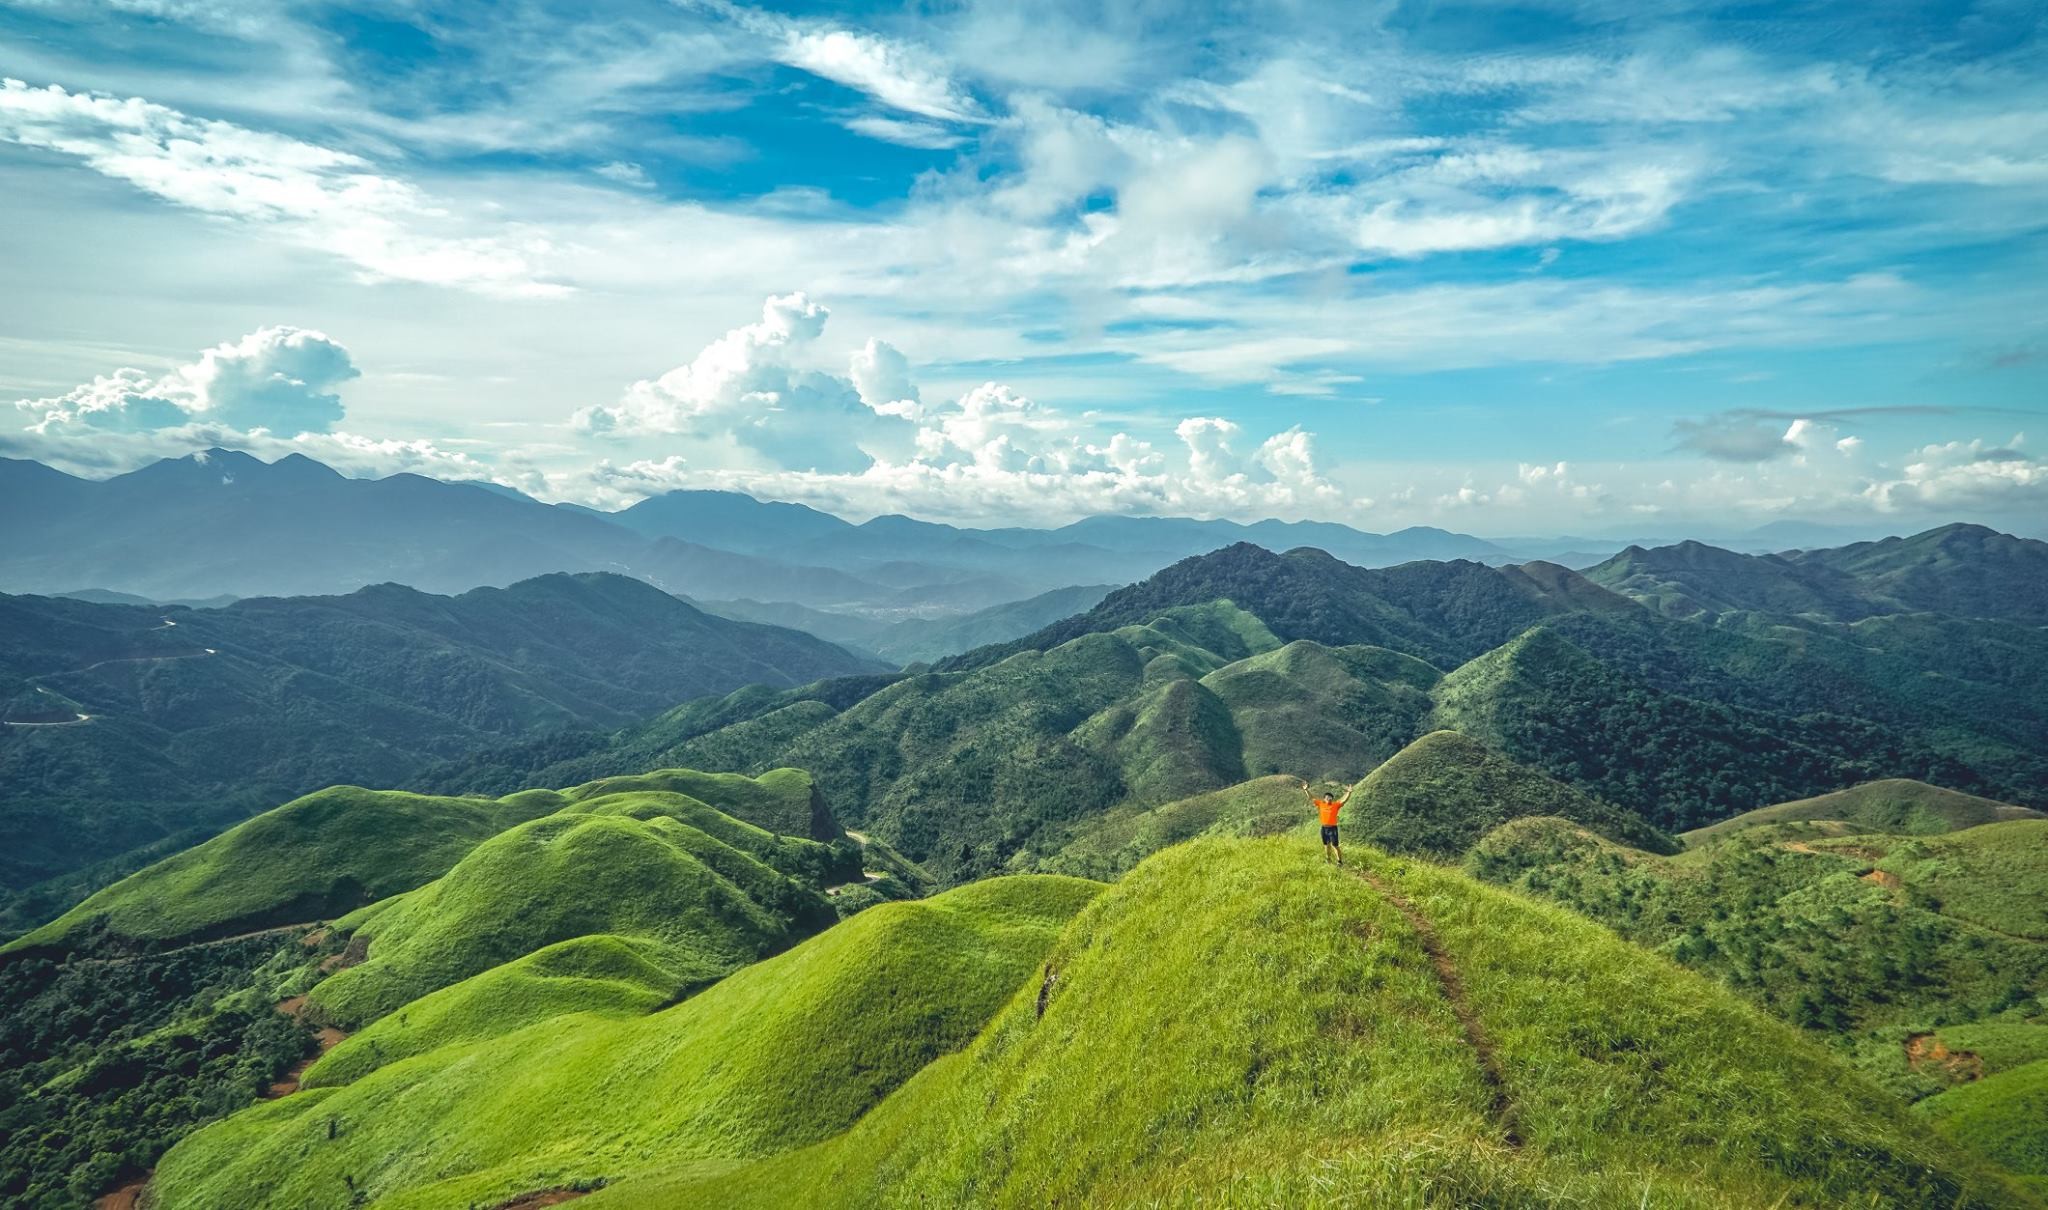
[7,768,833,957]
[304,788,850,1026]
[1684,780,2043,844]
[591,837,2028,1208]
[151,876,1102,1210]
[451,603,1496,886]
[1466,816,2048,1076]
[1347,730,1677,858]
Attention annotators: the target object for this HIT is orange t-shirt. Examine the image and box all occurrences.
[1315,797,1342,826]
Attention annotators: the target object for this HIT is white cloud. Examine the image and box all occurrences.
[17,326,358,435]
[839,114,968,150]
[576,293,913,473]
[594,160,654,188]
[0,78,566,297]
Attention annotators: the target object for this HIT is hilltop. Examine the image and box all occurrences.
[1683,780,2043,845]
[5,767,833,957]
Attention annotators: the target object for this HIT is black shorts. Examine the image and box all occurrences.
[1321,825,1340,845]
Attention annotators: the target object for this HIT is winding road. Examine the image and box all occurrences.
[2,619,216,728]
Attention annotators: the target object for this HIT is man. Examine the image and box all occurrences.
[1300,778,1353,866]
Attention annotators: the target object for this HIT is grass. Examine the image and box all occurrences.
[1919,1060,2048,1185]
[1683,779,2041,845]
[600,836,2027,1208]
[1349,730,1677,859]
[305,789,845,1026]
[6,767,838,960]
[3,785,562,954]
[151,875,1101,1210]
[302,934,686,1087]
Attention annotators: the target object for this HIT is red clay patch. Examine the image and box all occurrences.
[96,1176,149,1209]
[490,1189,592,1209]
[1905,1033,1984,1082]
[1861,869,1902,890]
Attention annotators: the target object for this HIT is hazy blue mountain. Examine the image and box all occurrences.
[615,490,854,552]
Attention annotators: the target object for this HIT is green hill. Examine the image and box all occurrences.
[7,767,835,957]
[1583,539,1873,621]
[1198,640,1439,780]
[1684,779,2043,844]
[1427,626,1965,833]
[1347,730,1677,858]
[151,876,1102,1210]
[592,837,2027,1208]
[304,789,850,1026]
[1467,816,2048,1067]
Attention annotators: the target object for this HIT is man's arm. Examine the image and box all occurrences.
[1337,781,1358,805]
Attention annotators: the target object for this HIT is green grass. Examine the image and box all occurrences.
[1349,730,1677,858]
[1876,821,2048,942]
[602,836,2027,1208]
[305,790,844,1026]
[1683,780,2041,845]
[3,786,563,954]
[1920,1060,2048,1182]
[302,934,686,1087]
[151,875,1101,1210]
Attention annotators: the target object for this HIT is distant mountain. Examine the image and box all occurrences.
[699,583,1121,667]
[614,490,853,552]
[1787,523,2048,623]
[948,544,1629,672]
[0,453,1513,617]
[0,573,884,923]
[1586,524,2048,624]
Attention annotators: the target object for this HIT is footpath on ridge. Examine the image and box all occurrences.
[1348,856,1523,1148]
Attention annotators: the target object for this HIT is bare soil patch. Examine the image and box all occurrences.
[1905,1033,1983,1082]
[490,1188,593,1208]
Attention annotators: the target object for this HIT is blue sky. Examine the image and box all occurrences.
[1,0,2044,535]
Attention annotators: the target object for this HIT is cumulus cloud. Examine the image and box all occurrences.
[17,327,359,436]
[568,295,1340,523]
[0,78,565,297]
[575,293,913,474]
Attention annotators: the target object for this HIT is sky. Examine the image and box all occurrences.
[1,0,2045,537]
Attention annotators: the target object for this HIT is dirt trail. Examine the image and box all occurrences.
[75,923,316,967]
[266,996,351,1098]
[1348,862,1522,1148]
[490,1189,591,1208]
